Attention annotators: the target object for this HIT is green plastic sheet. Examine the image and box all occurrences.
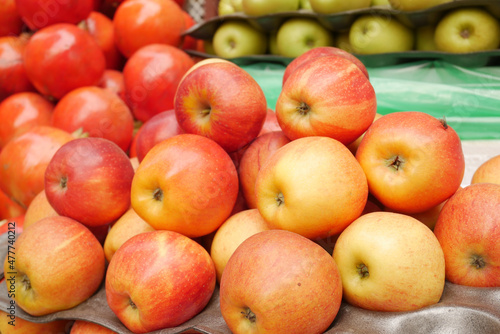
[241,60,500,140]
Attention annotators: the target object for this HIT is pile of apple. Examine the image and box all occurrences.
[1,0,500,333]
[209,0,500,58]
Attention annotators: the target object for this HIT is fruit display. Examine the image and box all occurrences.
[0,0,499,333]
[188,0,500,67]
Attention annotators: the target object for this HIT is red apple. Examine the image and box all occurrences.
[70,320,117,333]
[131,134,238,238]
[4,215,105,316]
[0,125,74,208]
[238,131,291,209]
[134,109,184,162]
[356,111,465,214]
[44,137,135,227]
[105,230,216,333]
[220,229,343,334]
[282,46,369,85]
[0,310,72,333]
[98,69,126,102]
[0,188,25,220]
[276,55,377,145]
[258,108,282,136]
[175,61,267,153]
[434,183,500,287]
[22,189,58,230]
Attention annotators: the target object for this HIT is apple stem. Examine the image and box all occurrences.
[296,102,310,116]
[471,254,486,269]
[129,298,137,309]
[200,108,211,118]
[275,192,285,207]
[59,176,68,189]
[356,263,369,278]
[241,308,256,323]
[21,275,31,291]
[439,117,449,130]
[153,188,163,202]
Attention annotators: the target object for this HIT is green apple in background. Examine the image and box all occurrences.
[276,18,334,58]
[371,0,390,6]
[203,40,216,55]
[242,0,300,16]
[434,7,500,53]
[218,0,244,16]
[299,0,313,10]
[309,0,371,14]
[389,0,451,11]
[334,30,354,53]
[268,31,280,55]
[349,15,414,54]
[213,20,268,58]
[416,25,437,51]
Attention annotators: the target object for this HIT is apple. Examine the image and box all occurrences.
[349,15,414,54]
[44,137,135,227]
[416,25,438,51]
[175,61,267,153]
[309,0,371,14]
[220,229,343,334]
[389,0,452,11]
[178,58,233,87]
[281,46,369,86]
[242,0,299,16]
[347,113,383,155]
[255,136,368,239]
[471,154,500,185]
[210,208,271,281]
[258,108,282,136]
[0,126,74,209]
[333,211,445,311]
[356,111,465,214]
[434,7,500,53]
[103,207,156,262]
[434,183,500,287]
[212,20,268,58]
[371,0,390,6]
[276,55,377,145]
[134,109,184,162]
[333,30,354,53]
[299,0,312,10]
[0,310,72,333]
[218,0,244,15]
[22,189,58,230]
[276,17,334,58]
[131,134,239,238]
[0,188,25,221]
[70,320,117,333]
[4,215,105,316]
[105,230,216,333]
[238,131,291,209]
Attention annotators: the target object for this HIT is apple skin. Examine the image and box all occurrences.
[70,320,117,333]
[349,15,414,54]
[220,229,343,334]
[276,55,377,145]
[218,0,244,15]
[175,62,267,153]
[212,20,268,59]
[103,207,155,263]
[309,0,371,14]
[44,137,135,227]
[276,17,334,58]
[389,0,452,11]
[356,111,465,214]
[255,136,368,239]
[282,46,369,86]
[471,154,500,185]
[105,230,216,333]
[434,7,500,53]
[238,131,291,209]
[4,215,106,316]
[210,208,271,282]
[0,188,26,220]
[347,113,383,155]
[0,310,72,333]
[333,211,446,312]
[242,0,300,16]
[416,25,438,51]
[434,183,500,287]
[131,134,239,238]
[22,189,58,230]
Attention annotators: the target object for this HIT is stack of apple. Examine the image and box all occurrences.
[2,34,499,334]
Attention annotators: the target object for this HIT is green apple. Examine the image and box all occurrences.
[434,7,500,53]
[203,39,216,55]
[389,0,451,11]
[212,20,268,58]
[371,0,390,6]
[276,18,334,58]
[349,15,414,54]
[299,0,313,10]
[334,30,354,53]
[416,25,437,51]
[242,0,300,16]
[309,0,371,14]
[268,30,280,55]
[218,0,244,16]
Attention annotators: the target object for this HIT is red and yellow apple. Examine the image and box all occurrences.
[70,320,117,333]
[22,189,58,230]
[0,310,72,333]
[471,154,500,185]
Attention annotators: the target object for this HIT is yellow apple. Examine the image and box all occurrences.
[471,154,500,185]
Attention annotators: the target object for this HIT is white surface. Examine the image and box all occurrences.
[461,140,500,187]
